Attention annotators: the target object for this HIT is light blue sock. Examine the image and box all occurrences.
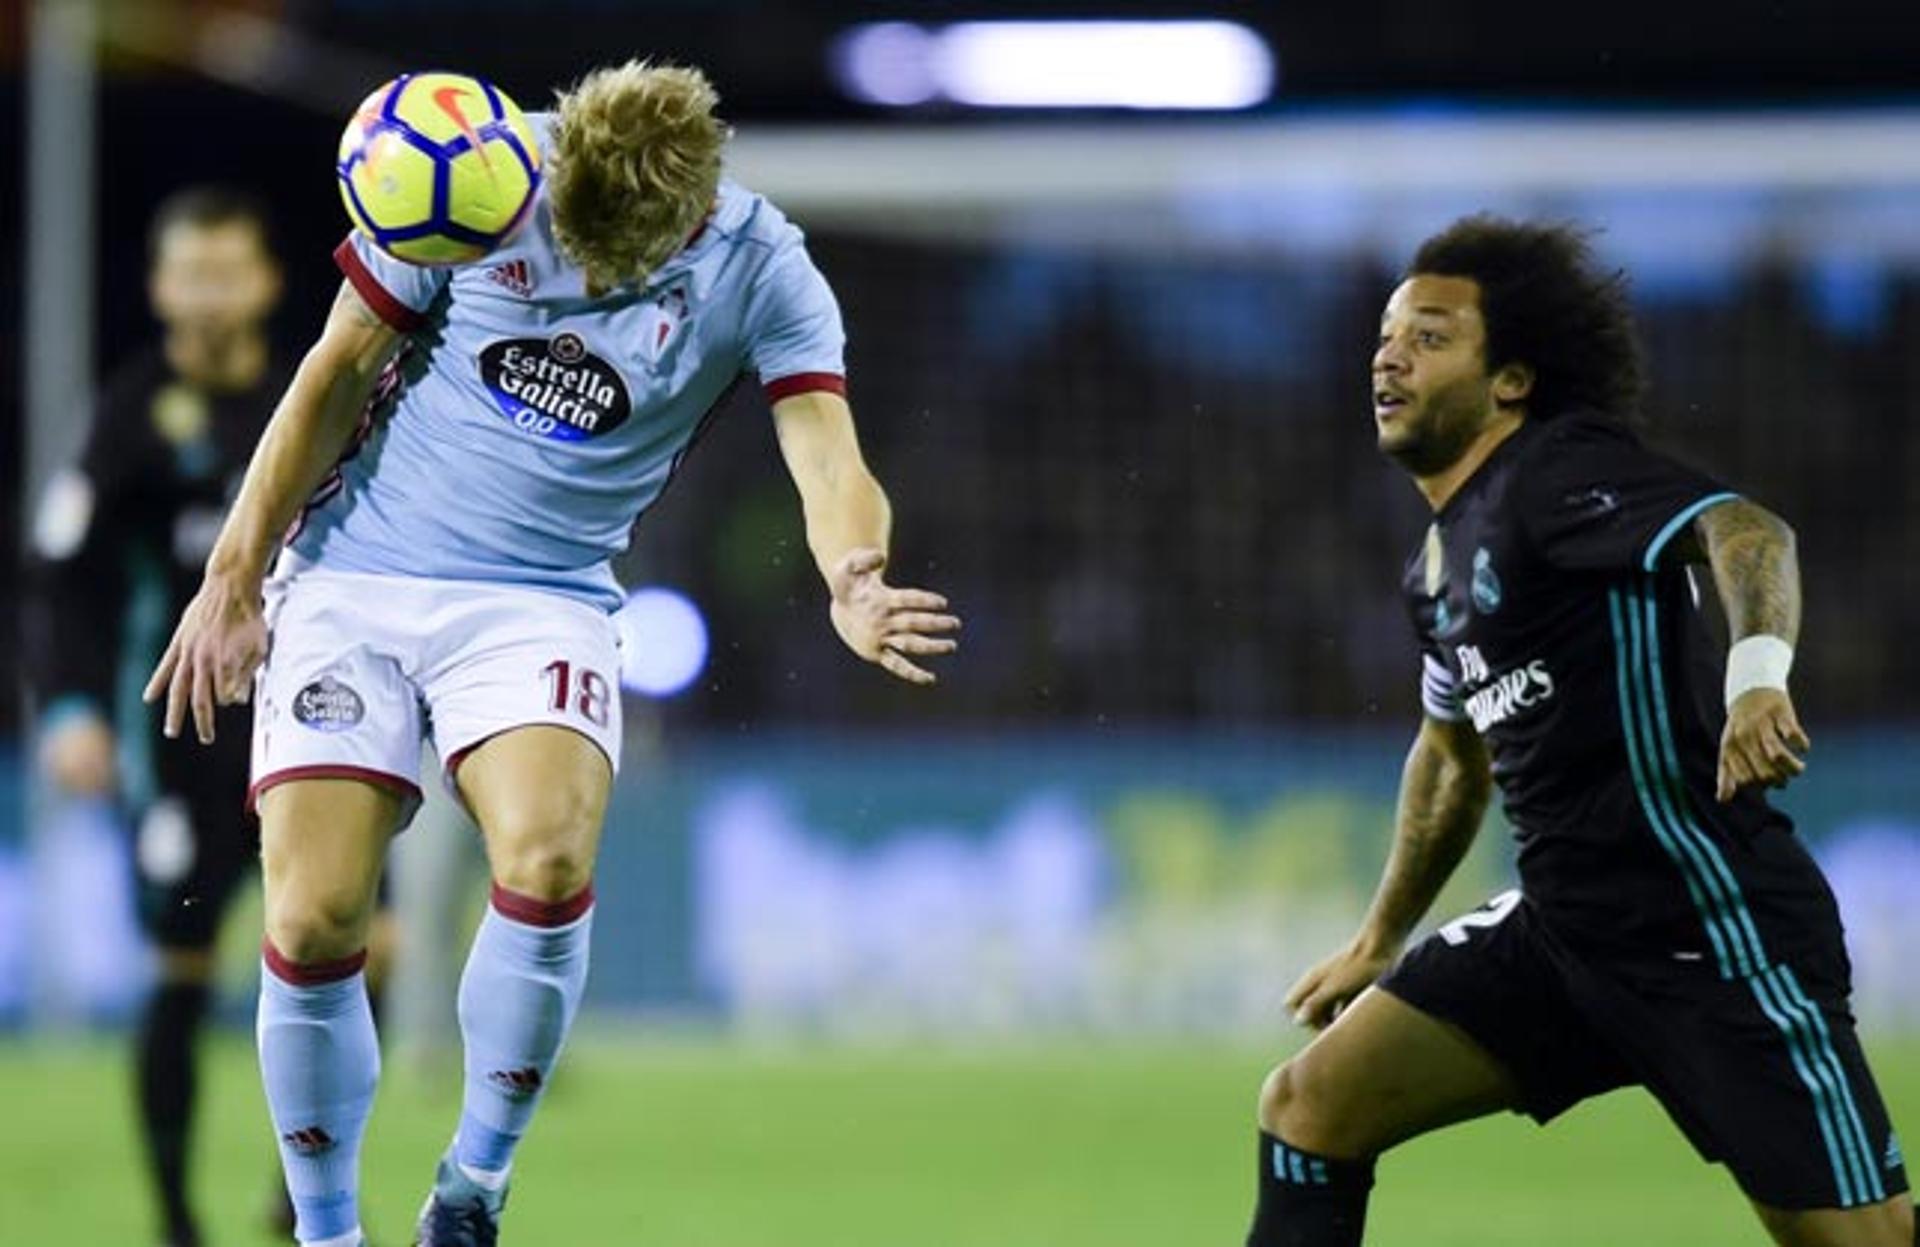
[257,945,379,1245]
[449,885,593,1186]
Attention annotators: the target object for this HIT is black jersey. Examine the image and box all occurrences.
[1402,414,1841,970]
[27,347,287,791]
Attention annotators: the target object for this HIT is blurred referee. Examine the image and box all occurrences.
[26,186,338,1247]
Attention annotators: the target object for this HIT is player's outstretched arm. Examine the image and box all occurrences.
[1285,716,1492,1029]
[143,281,402,743]
[1691,498,1811,801]
[771,389,960,686]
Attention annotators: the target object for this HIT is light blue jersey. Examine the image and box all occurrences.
[292,116,846,611]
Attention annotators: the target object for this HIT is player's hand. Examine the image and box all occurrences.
[1284,936,1399,1031]
[1716,687,1810,802]
[827,548,960,686]
[142,571,268,744]
[39,714,117,797]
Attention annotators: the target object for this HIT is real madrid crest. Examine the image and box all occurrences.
[1471,547,1503,614]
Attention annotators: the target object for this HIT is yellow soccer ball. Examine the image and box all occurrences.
[337,71,541,266]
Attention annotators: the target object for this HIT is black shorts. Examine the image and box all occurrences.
[1379,890,1909,1211]
[136,713,257,949]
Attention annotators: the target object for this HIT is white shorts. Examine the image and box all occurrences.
[250,558,623,828]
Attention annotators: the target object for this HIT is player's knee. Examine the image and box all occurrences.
[1258,1055,1361,1155]
[1257,1063,1288,1134]
[483,795,600,901]
[490,835,595,902]
[493,851,591,902]
[1257,1060,1315,1137]
[265,890,374,965]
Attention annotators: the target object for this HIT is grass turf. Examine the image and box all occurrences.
[6,1033,1914,1245]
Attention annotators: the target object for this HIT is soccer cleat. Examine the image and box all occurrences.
[413,1154,506,1247]
[414,1199,497,1247]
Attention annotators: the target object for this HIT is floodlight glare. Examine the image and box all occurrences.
[615,586,710,698]
[832,20,1275,111]
[832,22,938,106]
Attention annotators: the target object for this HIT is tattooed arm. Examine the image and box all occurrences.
[1685,499,1811,800]
[1284,716,1493,1028]
[1693,498,1801,644]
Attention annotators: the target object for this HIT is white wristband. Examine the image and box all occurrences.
[1725,635,1793,708]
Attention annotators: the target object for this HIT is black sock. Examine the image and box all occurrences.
[1247,1130,1375,1247]
[136,979,210,1246]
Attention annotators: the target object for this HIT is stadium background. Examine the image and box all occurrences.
[4,2,1920,1242]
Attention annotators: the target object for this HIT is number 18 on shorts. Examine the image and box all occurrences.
[249,564,624,824]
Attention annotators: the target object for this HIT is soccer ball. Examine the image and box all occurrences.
[337,71,541,266]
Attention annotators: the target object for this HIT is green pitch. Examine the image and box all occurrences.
[6,1033,1915,1245]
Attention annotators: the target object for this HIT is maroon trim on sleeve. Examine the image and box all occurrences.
[261,939,368,986]
[763,372,847,403]
[491,882,596,928]
[333,237,426,332]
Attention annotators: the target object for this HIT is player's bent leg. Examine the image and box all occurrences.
[418,726,610,1244]
[455,724,611,903]
[1261,985,1522,1154]
[256,778,403,1247]
[1754,1195,1915,1247]
[260,778,403,963]
[1249,986,1522,1247]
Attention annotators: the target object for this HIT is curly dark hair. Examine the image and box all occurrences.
[1409,215,1645,420]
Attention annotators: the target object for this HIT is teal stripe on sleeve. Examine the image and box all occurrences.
[1642,491,1740,572]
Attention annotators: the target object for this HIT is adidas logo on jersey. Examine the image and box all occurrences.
[485,259,533,298]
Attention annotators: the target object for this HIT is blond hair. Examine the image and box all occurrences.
[548,61,728,289]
